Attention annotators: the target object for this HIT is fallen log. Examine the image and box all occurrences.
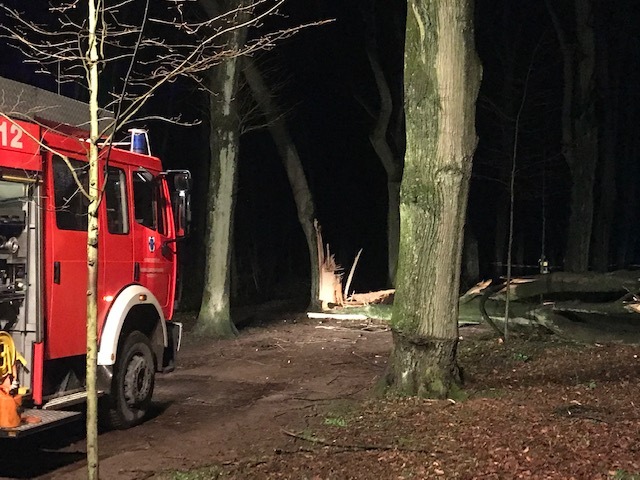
[530,306,640,344]
[459,271,640,344]
[486,271,640,302]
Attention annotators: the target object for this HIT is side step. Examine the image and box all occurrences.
[43,391,90,410]
[0,409,81,438]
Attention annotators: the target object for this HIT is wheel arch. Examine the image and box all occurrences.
[98,285,167,369]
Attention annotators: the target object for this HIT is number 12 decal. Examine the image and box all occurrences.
[0,120,24,149]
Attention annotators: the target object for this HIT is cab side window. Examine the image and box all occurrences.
[104,167,129,234]
[53,156,89,231]
[133,171,165,235]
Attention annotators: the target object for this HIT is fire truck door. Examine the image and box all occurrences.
[132,170,174,312]
[47,156,90,358]
[100,166,134,312]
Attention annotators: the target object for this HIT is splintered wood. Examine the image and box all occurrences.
[313,220,395,312]
[315,220,344,309]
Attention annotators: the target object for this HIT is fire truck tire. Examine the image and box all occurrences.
[106,331,156,429]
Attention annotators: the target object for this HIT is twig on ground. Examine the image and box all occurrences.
[273,403,318,418]
[222,459,267,468]
[292,386,367,401]
[245,359,267,366]
[327,375,341,385]
[351,351,384,367]
[184,397,217,407]
[281,429,431,453]
[274,447,316,454]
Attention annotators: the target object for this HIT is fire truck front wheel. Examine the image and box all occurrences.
[106,331,156,429]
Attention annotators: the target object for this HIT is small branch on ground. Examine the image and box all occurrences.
[274,403,318,418]
[292,387,367,401]
[281,429,431,453]
[351,351,384,367]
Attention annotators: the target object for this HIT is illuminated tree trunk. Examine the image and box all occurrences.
[359,0,406,286]
[86,0,100,477]
[363,32,403,286]
[384,0,481,398]
[196,4,248,337]
[243,59,320,309]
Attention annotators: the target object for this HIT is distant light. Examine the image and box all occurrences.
[103,295,114,302]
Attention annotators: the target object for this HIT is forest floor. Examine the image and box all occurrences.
[1,303,640,480]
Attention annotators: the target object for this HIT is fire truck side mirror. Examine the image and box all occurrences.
[173,172,191,193]
[165,170,191,238]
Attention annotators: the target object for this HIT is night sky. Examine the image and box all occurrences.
[2,0,640,307]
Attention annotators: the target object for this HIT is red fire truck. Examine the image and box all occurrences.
[0,78,190,437]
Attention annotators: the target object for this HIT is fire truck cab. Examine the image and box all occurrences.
[0,78,190,437]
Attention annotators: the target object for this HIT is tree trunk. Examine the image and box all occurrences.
[547,0,598,273]
[356,0,405,287]
[614,11,638,269]
[362,25,404,286]
[591,22,618,273]
[461,226,479,292]
[199,0,320,309]
[86,1,100,477]
[616,103,639,268]
[242,58,320,310]
[385,0,481,398]
[386,180,401,284]
[196,7,248,337]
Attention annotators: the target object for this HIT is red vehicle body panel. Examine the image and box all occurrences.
[1,120,177,361]
[0,118,41,171]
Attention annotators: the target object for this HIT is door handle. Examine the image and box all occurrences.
[134,262,140,282]
[54,262,60,284]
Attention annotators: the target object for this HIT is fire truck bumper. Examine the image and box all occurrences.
[0,409,81,438]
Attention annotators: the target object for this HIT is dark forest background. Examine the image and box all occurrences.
[1,0,640,310]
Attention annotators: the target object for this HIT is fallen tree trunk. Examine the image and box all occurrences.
[485,271,640,302]
[530,306,640,344]
[459,271,640,344]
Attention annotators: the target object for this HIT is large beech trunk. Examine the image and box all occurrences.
[384,0,481,398]
[386,332,459,397]
[196,4,248,337]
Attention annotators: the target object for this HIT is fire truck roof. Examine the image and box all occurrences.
[0,76,114,135]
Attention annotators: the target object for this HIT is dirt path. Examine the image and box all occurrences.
[0,315,391,480]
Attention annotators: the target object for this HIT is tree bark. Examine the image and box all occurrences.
[385,0,481,398]
[86,1,100,477]
[196,3,248,337]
